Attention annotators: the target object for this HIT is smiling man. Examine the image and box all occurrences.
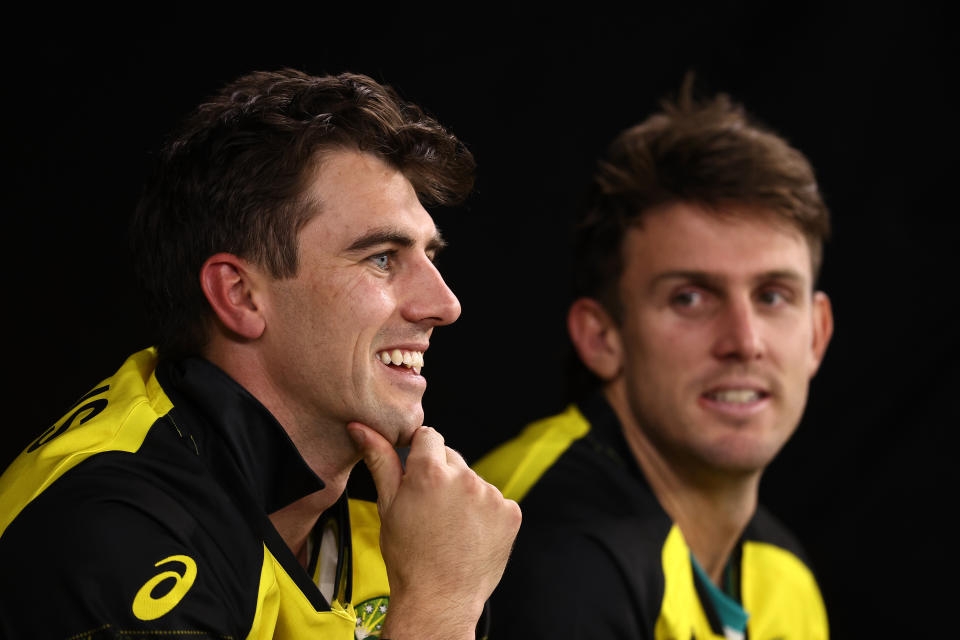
[0,70,520,639]
[475,85,833,639]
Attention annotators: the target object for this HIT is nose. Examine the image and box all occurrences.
[402,257,462,327]
[711,296,764,362]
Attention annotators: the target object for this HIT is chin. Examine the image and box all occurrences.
[704,438,784,475]
[370,402,423,448]
[393,428,416,449]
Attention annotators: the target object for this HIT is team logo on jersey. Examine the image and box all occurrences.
[27,385,110,452]
[132,555,198,620]
[354,595,389,639]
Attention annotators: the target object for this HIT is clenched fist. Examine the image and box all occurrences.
[348,423,521,640]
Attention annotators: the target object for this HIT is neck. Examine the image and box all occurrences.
[268,486,347,568]
[603,385,760,586]
[204,340,359,565]
[205,340,361,478]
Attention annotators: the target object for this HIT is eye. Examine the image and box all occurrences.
[370,252,393,271]
[671,290,702,307]
[757,289,788,306]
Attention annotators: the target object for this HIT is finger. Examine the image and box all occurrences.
[403,426,447,468]
[444,446,468,468]
[348,422,403,509]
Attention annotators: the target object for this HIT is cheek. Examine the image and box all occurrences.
[335,274,395,319]
[639,317,708,367]
[313,274,396,342]
[622,320,697,384]
[770,321,815,371]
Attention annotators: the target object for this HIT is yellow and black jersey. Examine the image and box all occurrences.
[474,393,828,640]
[0,349,390,639]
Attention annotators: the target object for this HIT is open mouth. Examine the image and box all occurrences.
[376,349,424,375]
[702,389,769,404]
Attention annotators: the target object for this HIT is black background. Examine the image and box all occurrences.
[4,7,953,635]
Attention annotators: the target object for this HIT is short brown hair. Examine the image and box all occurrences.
[131,69,475,360]
[573,79,830,318]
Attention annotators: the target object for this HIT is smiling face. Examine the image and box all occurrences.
[257,150,460,447]
[603,201,832,479]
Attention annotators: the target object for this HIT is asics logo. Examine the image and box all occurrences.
[132,554,198,620]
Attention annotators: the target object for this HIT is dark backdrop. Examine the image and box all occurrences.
[4,8,952,636]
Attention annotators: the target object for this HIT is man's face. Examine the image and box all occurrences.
[608,202,832,478]
[259,150,460,446]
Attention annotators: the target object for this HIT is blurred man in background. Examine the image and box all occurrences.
[476,82,832,639]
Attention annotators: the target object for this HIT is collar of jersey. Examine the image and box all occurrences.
[578,390,652,489]
[156,356,326,514]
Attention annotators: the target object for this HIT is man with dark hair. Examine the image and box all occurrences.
[475,85,833,639]
[0,69,520,639]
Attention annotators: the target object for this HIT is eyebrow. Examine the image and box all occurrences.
[650,269,807,289]
[344,226,447,254]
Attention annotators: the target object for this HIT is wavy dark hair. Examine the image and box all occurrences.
[131,69,475,359]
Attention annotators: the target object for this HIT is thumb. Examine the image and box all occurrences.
[348,422,403,510]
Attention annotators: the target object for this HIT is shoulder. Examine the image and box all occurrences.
[480,403,674,638]
[0,350,262,638]
[473,404,591,502]
[0,456,262,637]
[740,506,829,638]
[1,349,225,553]
[745,504,813,562]
[491,517,665,639]
[488,454,672,639]
[1,349,173,535]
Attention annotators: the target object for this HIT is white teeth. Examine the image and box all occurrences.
[375,349,425,372]
[710,390,760,403]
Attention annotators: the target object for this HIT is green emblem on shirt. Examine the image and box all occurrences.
[355,595,389,639]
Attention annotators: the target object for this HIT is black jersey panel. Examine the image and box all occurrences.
[0,446,262,638]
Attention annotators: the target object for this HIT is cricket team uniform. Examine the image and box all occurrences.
[0,349,391,639]
[474,393,829,640]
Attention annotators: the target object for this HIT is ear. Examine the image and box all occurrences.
[199,253,267,340]
[807,291,834,377]
[567,297,624,381]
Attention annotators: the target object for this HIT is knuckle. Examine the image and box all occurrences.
[506,499,522,527]
[417,425,443,444]
[451,466,478,491]
[418,457,449,482]
[484,480,505,499]
[445,445,466,464]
